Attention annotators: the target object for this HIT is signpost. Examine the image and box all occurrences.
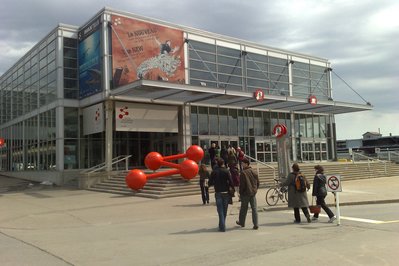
[326,175,342,225]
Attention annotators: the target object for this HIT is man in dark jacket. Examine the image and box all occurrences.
[209,158,234,232]
[236,158,259,229]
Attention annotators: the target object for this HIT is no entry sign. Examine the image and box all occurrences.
[326,175,342,192]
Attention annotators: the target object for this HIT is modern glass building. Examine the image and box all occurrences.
[0,7,372,183]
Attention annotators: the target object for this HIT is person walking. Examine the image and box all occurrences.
[227,148,240,199]
[312,165,336,223]
[208,158,234,232]
[281,163,312,223]
[198,164,210,205]
[236,147,245,172]
[236,158,259,230]
[208,143,216,169]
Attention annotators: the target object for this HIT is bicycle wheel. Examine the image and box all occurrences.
[265,188,279,206]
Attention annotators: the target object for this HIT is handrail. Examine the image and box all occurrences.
[244,154,276,180]
[81,155,132,174]
[352,152,387,174]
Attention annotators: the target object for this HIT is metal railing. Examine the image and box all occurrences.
[81,155,132,174]
[244,154,276,180]
[377,151,399,163]
[352,152,387,174]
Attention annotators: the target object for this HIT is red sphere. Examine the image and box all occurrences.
[179,159,199,180]
[185,145,204,162]
[145,152,163,170]
[125,169,147,190]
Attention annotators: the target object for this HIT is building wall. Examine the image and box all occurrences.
[0,8,338,177]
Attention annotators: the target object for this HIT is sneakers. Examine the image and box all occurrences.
[328,216,337,223]
[306,216,312,223]
[312,217,319,221]
[253,225,259,230]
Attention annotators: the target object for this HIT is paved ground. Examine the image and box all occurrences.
[1,174,399,265]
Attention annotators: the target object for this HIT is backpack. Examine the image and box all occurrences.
[294,173,307,192]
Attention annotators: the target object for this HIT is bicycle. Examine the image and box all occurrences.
[265,178,288,206]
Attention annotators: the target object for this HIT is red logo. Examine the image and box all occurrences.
[308,95,317,105]
[95,108,101,121]
[118,106,129,119]
[254,89,265,102]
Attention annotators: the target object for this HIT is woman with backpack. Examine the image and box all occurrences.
[280,163,312,223]
[311,165,336,223]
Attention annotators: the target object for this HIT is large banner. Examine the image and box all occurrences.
[111,15,185,88]
[115,102,178,133]
[78,17,102,99]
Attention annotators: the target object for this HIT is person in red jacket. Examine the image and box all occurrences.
[236,147,245,172]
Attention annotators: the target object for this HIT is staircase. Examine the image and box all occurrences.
[87,161,399,199]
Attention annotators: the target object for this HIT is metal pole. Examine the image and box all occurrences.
[335,192,341,226]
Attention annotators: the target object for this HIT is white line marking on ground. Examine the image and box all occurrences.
[283,211,399,224]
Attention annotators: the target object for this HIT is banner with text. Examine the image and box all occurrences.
[111,15,185,88]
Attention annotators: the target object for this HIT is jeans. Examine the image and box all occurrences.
[238,194,258,227]
[215,192,230,231]
[200,184,209,204]
[313,196,335,218]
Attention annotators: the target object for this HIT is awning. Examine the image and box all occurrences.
[109,79,373,115]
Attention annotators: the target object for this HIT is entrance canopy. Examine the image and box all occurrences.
[110,79,373,115]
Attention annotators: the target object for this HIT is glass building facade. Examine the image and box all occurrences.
[0,8,371,184]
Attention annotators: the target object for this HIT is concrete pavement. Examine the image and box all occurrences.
[1,175,399,265]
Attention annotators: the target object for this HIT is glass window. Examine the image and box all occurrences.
[314,116,320,138]
[64,68,78,79]
[217,55,240,66]
[189,51,216,62]
[263,112,271,136]
[306,115,313,138]
[247,110,254,136]
[189,60,217,71]
[191,106,198,135]
[320,116,327,137]
[219,108,228,135]
[254,111,263,136]
[238,109,244,136]
[64,37,77,48]
[64,58,77,68]
[190,69,217,81]
[189,40,216,53]
[246,52,268,63]
[64,107,78,138]
[64,47,77,58]
[228,109,238,136]
[209,107,218,135]
[198,107,209,135]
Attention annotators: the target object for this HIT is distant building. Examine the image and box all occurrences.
[363,131,382,139]
[337,133,399,155]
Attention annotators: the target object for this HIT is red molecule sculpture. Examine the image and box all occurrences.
[125,145,204,190]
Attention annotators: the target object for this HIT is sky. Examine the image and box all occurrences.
[1,0,398,140]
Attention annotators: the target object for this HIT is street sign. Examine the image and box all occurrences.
[326,175,342,192]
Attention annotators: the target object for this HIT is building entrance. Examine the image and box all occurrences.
[113,132,179,167]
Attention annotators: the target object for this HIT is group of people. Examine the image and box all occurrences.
[199,157,259,232]
[199,145,259,232]
[199,143,245,206]
[199,152,336,232]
